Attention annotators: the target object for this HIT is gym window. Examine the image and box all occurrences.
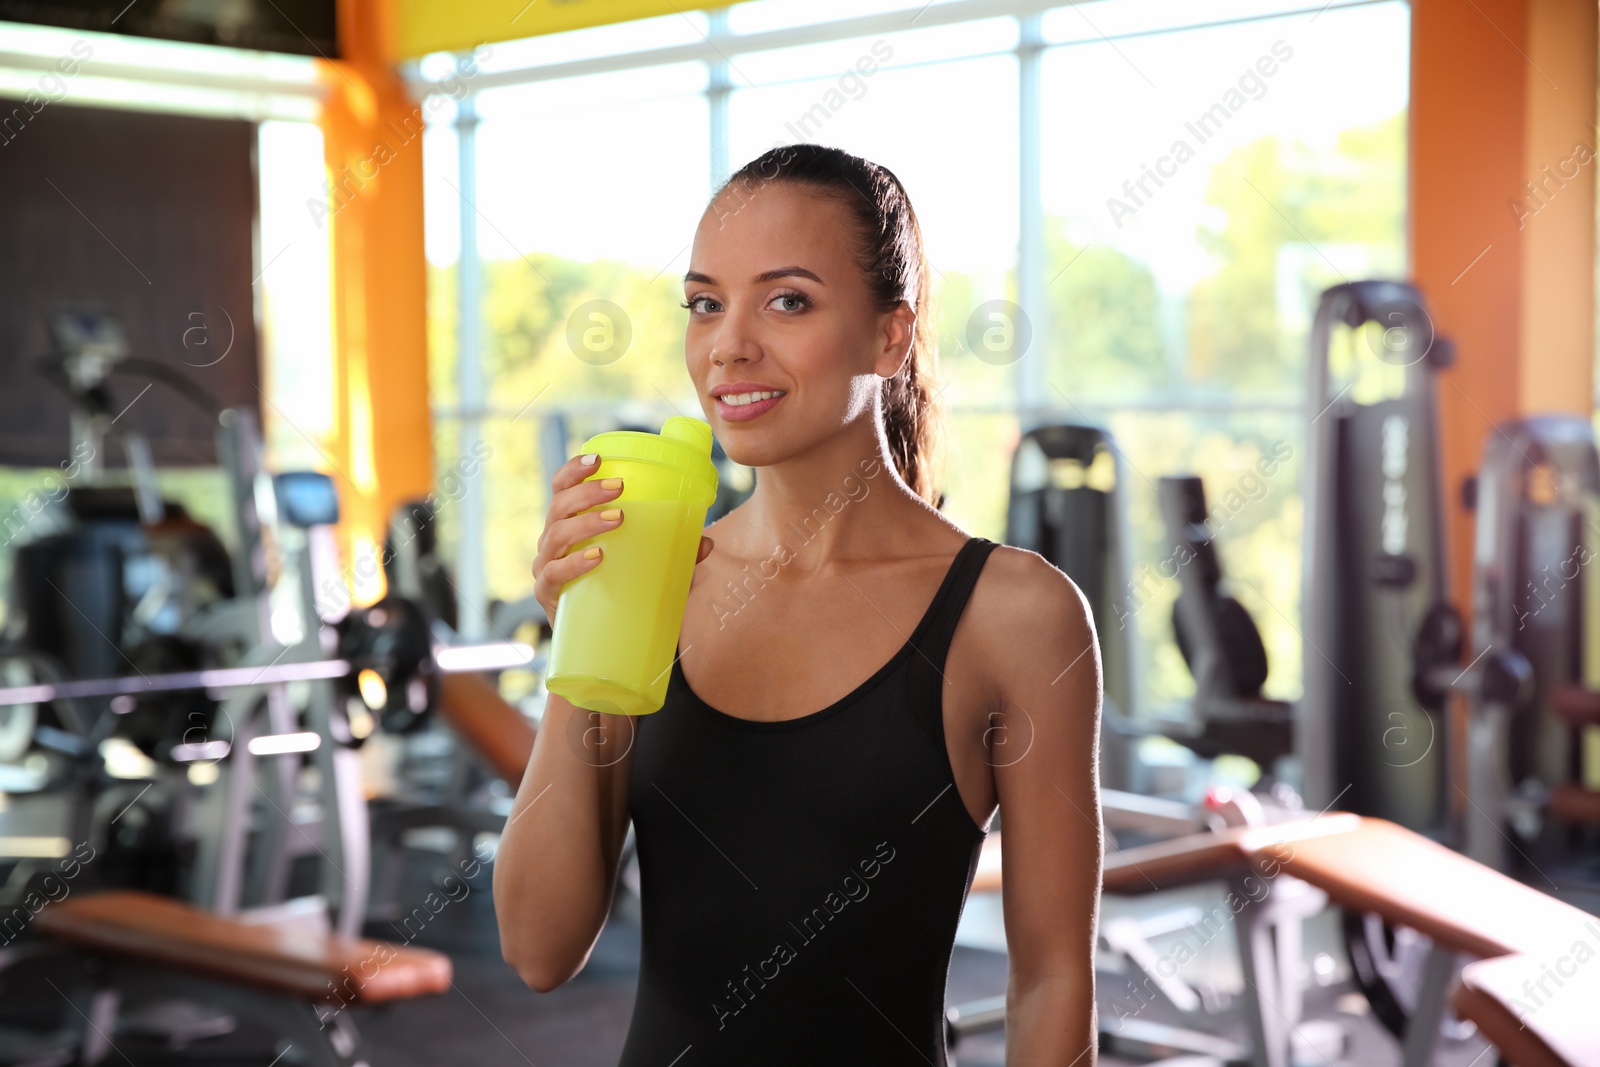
[416,0,1410,721]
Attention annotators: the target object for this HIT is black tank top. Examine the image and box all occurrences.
[618,535,999,1066]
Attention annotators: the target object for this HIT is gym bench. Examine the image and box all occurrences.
[1450,950,1600,1067]
[965,814,1600,1067]
[32,889,452,1066]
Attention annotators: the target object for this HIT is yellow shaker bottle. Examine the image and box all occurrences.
[545,416,719,715]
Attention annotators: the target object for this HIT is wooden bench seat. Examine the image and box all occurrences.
[437,670,536,787]
[970,813,1600,1067]
[1539,684,1600,827]
[1452,949,1600,1067]
[34,890,452,1005]
[1548,783,1600,827]
[974,815,1591,958]
[1268,818,1596,960]
[1547,682,1600,727]
[970,811,1363,895]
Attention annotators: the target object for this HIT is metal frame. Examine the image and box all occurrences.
[400,0,1394,95]
[186,593,373,940]
[62,962,366,1067]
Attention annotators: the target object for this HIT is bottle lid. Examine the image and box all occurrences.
[661,416,713,454]
[579,417,718,503]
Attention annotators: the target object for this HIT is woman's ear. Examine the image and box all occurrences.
[876,301,917,379]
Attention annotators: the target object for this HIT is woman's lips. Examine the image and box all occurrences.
[714,393,785,422]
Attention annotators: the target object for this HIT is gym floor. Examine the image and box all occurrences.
[0,841,1527,1067]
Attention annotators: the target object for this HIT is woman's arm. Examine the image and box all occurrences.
[493,694,636,993]
[985,550,1104,1066]
[494,452,698,992]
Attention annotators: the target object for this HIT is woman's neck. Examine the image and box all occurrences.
[720,444,948,572]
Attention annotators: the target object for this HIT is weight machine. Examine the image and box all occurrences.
[1445,415,1600,884]
[0,311,523,1061]
[985,280,1532,1063]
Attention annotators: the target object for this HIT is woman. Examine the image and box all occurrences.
[495,144,1103,1065]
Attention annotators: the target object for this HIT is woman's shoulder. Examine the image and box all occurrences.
[966,542,1095,650]
[942,539,1098,723]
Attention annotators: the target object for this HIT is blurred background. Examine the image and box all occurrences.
[0,1,1595,1065]
[0,0,1424,713]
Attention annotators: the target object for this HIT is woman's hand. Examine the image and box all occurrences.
[532,453,715,625]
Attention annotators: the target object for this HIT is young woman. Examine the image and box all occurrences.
[496,144,1103,1065]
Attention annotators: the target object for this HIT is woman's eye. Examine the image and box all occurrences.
[770,292,809,312]
[682,295,720,314]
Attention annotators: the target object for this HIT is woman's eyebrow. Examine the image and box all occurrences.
[755,266,824,284]
[683,266,824,285]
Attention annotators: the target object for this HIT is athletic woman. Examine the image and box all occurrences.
[495,144,1103,1065]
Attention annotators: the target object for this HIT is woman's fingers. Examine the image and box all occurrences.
[536,542,603,604]
[534,453,625,623]
[552,451,602,493]
[538,455,624,558]
[543,507,624,569]
[534,456,713,624]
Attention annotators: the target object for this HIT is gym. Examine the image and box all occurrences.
[0,0,1596,1065]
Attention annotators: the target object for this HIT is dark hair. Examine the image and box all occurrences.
[714,144,943,505]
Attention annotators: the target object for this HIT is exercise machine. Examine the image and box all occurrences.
[1158,475,1296,780]
[4,322,383,933]
[1005,424,1142,795]
[1445,415,1600,884]
[1300,280,1459,829]
[0,312,514,1060]
[0,473,517,1063]
[1005,426,1301,799]
[1296,281,1513,1052]
[367,497,529,922]
[998,424,1337,1064]
[1296,278,1600,1049]
[988,280,1521,1064]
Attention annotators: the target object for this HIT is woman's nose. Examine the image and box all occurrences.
[711,317,759,366]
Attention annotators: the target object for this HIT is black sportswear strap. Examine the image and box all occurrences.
[904,537,999,760]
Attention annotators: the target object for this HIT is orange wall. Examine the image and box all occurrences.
[1413,0,1597,613]
[316,0,434,602]
[1520,0,1598,415]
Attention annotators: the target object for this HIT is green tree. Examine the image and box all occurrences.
[1046,225,1169,397]
[1187,110,1407,393]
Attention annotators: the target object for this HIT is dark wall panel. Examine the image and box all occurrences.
[0,2,337,57]
[0,102,261,467]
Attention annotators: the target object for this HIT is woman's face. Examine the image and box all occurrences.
[683,181,912,468]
